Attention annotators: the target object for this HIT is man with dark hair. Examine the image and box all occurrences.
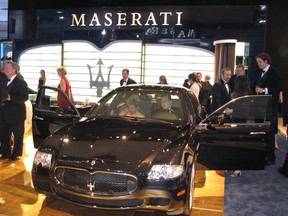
[0,62,29,160]
[229,63,246,92]
[255,52,281,166]
[188,73,200,99]
[120,68,137,86]
[211,67,232,113]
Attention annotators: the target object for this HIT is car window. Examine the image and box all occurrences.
[88,90,186,122]
[202,95,272,124]
[37,88,58,110]
[36,86,78,116]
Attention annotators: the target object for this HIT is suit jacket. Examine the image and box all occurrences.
[257,66,281,109]
[1,76,29,124]
[199,81,212,107]
[228,74,237,92]
[120,78,137,86]
[0,72,8,103]
[257,65,281,133]
[211,79,231,113]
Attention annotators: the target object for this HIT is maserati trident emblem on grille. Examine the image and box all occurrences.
[87,181,96,192]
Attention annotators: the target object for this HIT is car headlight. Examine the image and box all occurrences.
[148,165,184,180]
[33,151,52,168]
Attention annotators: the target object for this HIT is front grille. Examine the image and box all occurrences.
[54,189,143,208]
[54,167,138,196]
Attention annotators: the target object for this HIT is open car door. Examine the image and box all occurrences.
[33,86,81,138]
[196,95,272,170]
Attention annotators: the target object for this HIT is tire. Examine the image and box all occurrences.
[183,164,195,216]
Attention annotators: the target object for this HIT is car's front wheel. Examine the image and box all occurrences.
[183,163,195,216]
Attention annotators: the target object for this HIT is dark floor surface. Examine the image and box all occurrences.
[224,133,288,216]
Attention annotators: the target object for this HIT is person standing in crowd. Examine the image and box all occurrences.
[188,73,200,99]
[120,68,137,86]
[211,67,232,113]
[197,72,212,112]
[229,75,253,177]
[157,75,168,84]
[202,75,213,114]
[229,64,246,92]
[0,69,8,154]
[196,72,204,87]
[255,52,281,166]
[0,62,28,160]
[0,68,8,103]
[57,66,74,107]
[38,69,46,90]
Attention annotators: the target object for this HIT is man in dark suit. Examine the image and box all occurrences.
[0,62,29,160]
[210,67,232,113]
[0,69,8,154]
[229,63,246,92]
[120,68,137,86]
[0,70,8,102]
[255,52,281,166]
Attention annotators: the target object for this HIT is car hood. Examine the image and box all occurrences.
[57,117,187,164]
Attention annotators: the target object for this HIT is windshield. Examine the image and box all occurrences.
[86,90,186,122]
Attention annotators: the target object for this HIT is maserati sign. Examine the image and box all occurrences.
[71,11,183,27]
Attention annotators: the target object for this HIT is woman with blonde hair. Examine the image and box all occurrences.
[119,94,144,118]
[57,66,74,107]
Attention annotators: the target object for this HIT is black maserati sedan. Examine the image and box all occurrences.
[32,84,271,215]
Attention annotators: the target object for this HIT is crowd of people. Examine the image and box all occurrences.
[117,52,287,179]
[1,52,288,180]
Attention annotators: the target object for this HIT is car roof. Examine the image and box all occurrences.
[114,84,190,93]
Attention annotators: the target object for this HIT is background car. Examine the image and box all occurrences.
[31,85,271,216]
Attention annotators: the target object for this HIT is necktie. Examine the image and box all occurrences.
[261,70,266,78]
[224,82,229,94]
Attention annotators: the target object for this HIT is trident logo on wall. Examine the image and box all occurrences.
[87,58,113,97]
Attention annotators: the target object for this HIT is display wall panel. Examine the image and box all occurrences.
[143,43,214,85]
[19,40,214,103]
